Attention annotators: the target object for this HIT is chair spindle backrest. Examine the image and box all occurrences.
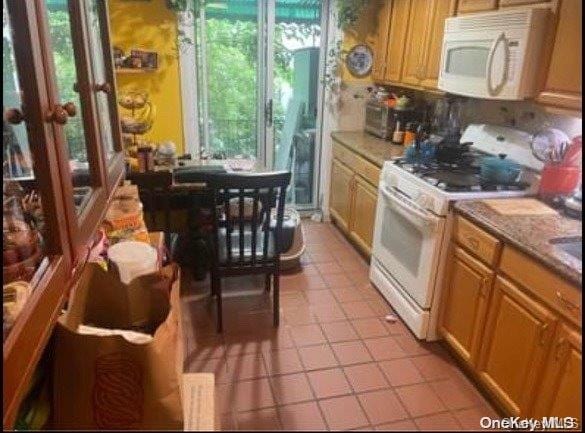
[208,171,291,269]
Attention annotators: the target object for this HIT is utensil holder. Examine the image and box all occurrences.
[538,165,582,199]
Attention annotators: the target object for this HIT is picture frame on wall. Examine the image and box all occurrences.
[130,49,158,70]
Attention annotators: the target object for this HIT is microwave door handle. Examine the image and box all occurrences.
[486,32,510,97]
[380,187,437,229]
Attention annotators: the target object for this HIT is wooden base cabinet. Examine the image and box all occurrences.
[440,246,494,366]
[329,158,354,232]
[441,215,581,423]
[349,176,378,256]
[477,276,557,416]
[531,323,583,422]
[329,141,381,256]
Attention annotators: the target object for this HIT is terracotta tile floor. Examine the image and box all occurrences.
[181,221,498,431]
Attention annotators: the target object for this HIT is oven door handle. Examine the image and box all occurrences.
[380,187,438,230]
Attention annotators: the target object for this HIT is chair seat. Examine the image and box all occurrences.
[217,227,275,264]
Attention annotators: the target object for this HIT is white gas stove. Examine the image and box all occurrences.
[369,124,542,340]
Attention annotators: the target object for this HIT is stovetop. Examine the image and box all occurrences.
[393,151,531,193]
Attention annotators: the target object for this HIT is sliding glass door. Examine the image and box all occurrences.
[195,0,325,210]
[196,0,261,159]
[269,0,322,207]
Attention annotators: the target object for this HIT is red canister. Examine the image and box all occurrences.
[539,165,582,198]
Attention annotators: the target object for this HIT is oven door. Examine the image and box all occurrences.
[372,183,446,309]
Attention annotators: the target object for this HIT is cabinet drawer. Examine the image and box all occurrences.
[332,141,357,169]
[453,216,501,266]
[354,156,381,188]
[500,246,582,329]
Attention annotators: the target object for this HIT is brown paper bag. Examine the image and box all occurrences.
[52,263,183,430]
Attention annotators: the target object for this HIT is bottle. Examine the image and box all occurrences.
[403,122,416,146]
[392,121,404,145]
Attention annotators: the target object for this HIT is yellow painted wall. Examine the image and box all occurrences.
[340,1,380,84]
[109,0,185,153]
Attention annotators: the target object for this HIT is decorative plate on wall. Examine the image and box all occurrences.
[345,44,373,78]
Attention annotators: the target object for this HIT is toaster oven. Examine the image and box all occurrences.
[365,99,394,140]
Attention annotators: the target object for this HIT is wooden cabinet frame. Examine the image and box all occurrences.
[3,0,124,427]
[329,141,381,257]
[440,215,581,422]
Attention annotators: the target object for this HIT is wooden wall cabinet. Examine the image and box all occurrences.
[375,0,456,90]
[420,0,458,89]
[536,0,582,112]
[371,0,393,82]
[440,214,582,422]
[329,140,380,256]
[3,0,124,428]
[400,0,432,87]
[382,0,411,83]
[439,246,494,366]
[456,0,498,14]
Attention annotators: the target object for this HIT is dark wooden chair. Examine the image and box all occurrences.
[207,171,292,332]
[127,171,173,250]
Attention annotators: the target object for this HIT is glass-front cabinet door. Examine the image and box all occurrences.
[83,0,125,190]
[42,0,107,260]
[39,0,123,261]
[4,0,72,427]
[3,0,123,427]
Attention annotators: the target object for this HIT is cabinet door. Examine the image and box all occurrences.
[531,323,582,423]
[420,0,456,89]
[371,0,392,82]
[329,158,354,232]
[537,0,582,112]
[83,0,125,191]
[349,176,378,255]
[440,246,494,367]
[500,0,550,6]
[384,0,411,83]
[457,0,498,14]
[401,0,432,86]
[40,0,109,261]
[4,0,72,427]
[478,276,557,416]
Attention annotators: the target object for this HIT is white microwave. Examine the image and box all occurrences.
[438,8,550,100]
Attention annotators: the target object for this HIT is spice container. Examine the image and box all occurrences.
[403,122,417,146]
[392,121,404,145]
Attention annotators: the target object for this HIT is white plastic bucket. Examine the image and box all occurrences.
[107,241,158,284]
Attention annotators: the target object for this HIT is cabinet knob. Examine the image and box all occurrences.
[94,82,112,94]
[539,322,550,346]
[556,291,581,311]
[4,108,25,125]
[46,102,77,125]
[554,338,567,361]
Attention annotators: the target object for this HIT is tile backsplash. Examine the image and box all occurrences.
[460,99,582,139]
[335,81,582,139]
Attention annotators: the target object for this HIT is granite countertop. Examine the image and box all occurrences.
[454,200,582,286]
[331,131,405,167]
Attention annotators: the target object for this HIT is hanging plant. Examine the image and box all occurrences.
[336,0,371,30]
[166,0,207,15]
